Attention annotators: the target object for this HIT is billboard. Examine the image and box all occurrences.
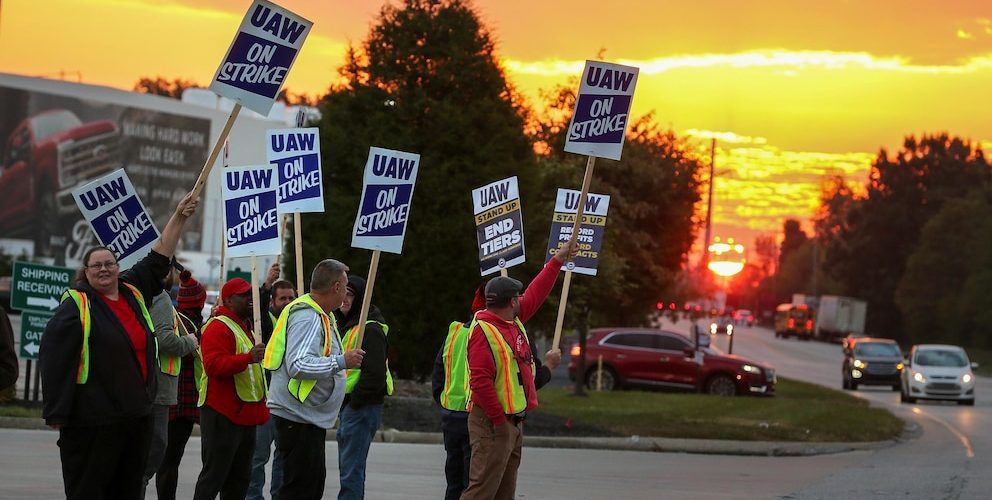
[0,85,210,265]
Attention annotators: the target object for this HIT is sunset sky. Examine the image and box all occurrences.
[2,0,991,258]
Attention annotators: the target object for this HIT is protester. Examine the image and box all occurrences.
[248,264,296,500]
[431,281,559,500]
[139,261,200,499]
[192,277,268,500]
[39,192,199,500]
[460,241,575,500]
[263,259,363,500]
[336,275,391,500]
[156,269,207,500]
[0,307,17,403]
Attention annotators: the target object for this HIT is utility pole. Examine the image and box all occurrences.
[701,138,716,274]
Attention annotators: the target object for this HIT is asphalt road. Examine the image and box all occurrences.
[696,318,992,499]
[3,313,990,498]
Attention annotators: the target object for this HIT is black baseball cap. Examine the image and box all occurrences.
[485,277,523,303]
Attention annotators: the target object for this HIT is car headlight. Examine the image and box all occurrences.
[853,359,866,369]
[742,364,760,373]
[963,373,973,384]
[727,325,734,335]
[896,362,904,371]
[710,324,717,334]
[913,371,926,383]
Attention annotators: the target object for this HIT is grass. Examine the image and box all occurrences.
[535,377,903,442]
[0,403,42,419]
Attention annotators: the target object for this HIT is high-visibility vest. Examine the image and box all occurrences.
[440,320,472,411]
[341,321,393,396]
[175,311,203,390]
[60,283,157,384]
[262,294,339,403]
[159,308,184,377]
[196,315,267,405]
[470,318,534,415]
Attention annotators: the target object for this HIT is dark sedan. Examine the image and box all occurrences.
[842,337,903,391]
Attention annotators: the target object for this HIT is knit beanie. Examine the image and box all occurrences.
[177,270,206,311]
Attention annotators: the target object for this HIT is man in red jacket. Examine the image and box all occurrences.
[460,241,575,500]
[193,278,268,500]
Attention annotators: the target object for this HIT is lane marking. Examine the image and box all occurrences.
[911,407,975,459]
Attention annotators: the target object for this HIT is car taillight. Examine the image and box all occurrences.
[570,344,581,357]
[805,319,813,330]
[788,318,795,328]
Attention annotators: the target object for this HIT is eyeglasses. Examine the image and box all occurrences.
[86,261,119,271]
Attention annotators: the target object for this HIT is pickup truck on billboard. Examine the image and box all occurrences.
[0,109,121,256]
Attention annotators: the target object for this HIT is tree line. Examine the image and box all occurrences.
[138,0,705,378]
[737,135,991,350]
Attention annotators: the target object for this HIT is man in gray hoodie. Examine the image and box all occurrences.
[140,262,199,499]
[263,259,364,500]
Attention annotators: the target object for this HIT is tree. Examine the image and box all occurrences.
[895,193,992,347]
[133,77,201,98]
[819,134,990,339]
[294,0,538,378]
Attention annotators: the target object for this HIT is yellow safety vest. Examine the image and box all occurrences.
[262,294,339,403]
[470,318,534,415]
[341,321,393,396]
[440,320,472,411]
[158,308,183,377]
[175,311,203,389]
[60,283,157,384]
[197,316,267,405]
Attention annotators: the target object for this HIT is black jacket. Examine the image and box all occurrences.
[0,308,17,391]
[337,305,389,409]
[431,321,552,427]
[40,250,169,427]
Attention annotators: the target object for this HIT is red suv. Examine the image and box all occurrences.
[568,328,776,396]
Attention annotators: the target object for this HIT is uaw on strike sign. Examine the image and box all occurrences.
[72,169,160,269]
[223,165,281,257]
[545,188,611,276]
[210,0,312,115]
[267,127,324,213]
[473,177,525,275]
[352,147,420,255]
[563,60,639,161]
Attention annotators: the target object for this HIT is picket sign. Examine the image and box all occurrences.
[350,147,421,347]
[551,155,595,350]
[551,60,638,350]
[70,169,161,269]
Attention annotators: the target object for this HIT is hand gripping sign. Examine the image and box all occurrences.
[72,169,160,269]
[350,146,420,347]
[210,0,312,116]
[473,177,525,276]
[545,188,611,276]
[222,165,281,258]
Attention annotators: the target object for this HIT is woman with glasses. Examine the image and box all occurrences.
[40,192,199,500]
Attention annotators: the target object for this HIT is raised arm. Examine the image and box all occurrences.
[152,191,199,259]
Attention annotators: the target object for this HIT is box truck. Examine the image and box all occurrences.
[815,295,867,342]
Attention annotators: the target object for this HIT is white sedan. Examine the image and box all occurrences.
[901,344,977,405]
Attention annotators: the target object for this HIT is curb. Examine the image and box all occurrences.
[0,416,898,457]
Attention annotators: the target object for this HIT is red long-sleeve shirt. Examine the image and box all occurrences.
[199,306,269,426]
[468,257,563,427]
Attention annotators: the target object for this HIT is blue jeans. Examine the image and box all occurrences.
[336,403,383,500]
[247,418,283,500]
